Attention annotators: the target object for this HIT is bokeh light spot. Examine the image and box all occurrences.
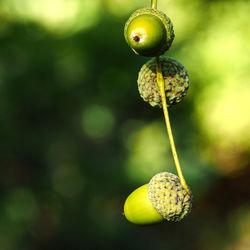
[229,205,250,249]
[124,120,174,183]
[2,0,101,35]
[196,78,250,148]
[5,189,38,223]
[51,164,84,198]
[82,105,115,140]
[106,0,147,17]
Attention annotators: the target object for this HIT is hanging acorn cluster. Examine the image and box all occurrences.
[123,2,192,225]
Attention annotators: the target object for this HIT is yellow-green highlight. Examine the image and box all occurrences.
[151,0,157,9]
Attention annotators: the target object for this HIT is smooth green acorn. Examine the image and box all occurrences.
[124,184,164,225]
[123,172,192,225]
[124,8,174,57]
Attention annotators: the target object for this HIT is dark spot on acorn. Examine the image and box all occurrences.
[133,35,140,42]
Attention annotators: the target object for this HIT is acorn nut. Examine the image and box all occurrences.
[124,172,192,225]
[124,8,174,57]
[138,56,189,108]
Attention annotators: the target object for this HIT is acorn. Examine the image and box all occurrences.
[124,8,174,57]
[124,172,192,225]
[137,56,189,108]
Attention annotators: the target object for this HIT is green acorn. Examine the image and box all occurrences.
[137,56,189,108]
[124,172,192,225]
[124,8,174,57]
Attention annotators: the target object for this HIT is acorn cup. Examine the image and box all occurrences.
[123,172,192,225]
[124,8,174,57]
[138,56,189,108]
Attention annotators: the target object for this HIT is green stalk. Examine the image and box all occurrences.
[150,0,190,193]
[151,0,157,9]
[156,57,190,194]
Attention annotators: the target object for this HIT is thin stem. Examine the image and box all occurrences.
[156,57,190,194]
[151,0,157,9]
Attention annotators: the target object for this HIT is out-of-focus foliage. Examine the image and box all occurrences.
[0,0,249,249]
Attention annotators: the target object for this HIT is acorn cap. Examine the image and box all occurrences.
[124,8,174,57]
[148,172,192,222]
[138,56,189,108]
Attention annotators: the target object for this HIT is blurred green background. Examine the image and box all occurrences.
[0,0,249,249]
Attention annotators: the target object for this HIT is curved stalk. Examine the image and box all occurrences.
[151,0,157,9]
[156,57,190,194]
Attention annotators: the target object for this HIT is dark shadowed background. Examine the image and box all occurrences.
[0,0,249,249]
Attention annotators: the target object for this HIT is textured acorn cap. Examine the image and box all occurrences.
[148,172,192,222]
[138,56,189,108]
[124,8,174,57]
